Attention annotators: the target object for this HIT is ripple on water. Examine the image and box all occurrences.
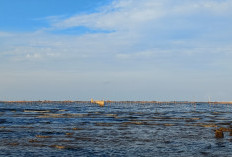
[1,102,232,156]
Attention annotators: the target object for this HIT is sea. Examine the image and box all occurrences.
[0,101,232,157]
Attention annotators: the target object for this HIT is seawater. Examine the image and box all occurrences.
[0,102,232,156]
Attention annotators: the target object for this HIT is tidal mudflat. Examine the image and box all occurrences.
[0,101,232,156]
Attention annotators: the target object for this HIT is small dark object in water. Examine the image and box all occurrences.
[66,132,74,136]
[219,127,232,132]
[9,143,19,146]
[230,131,232,136]
[0,119,6,124]
[50,145,65,149]
[215,130,224,138]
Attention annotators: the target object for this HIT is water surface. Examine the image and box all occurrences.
[0,102,232,156]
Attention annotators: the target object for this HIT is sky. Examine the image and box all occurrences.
[0,0,232,101]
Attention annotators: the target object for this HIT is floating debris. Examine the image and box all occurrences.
[29,139,40,143]
[164,123,175,126]
[36,135,51,138]
[65,132,74,136]
[9,143,19,146]
[91,98,104,107]
[50,145,65,149]
[201,124,218,128]
[24,110,50,113]
[218,127,232,132]
[58,110,67,112]
[215,129,224,138]
[72,127,83,130]
[37,113,88,118]
[122,121,145,125]
[95,122,114,127]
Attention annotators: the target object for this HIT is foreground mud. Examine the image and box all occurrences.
[0,102,232,156]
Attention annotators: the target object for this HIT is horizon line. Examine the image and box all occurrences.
[1,100,232,104]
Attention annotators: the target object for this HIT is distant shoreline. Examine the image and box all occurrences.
[1,100,232,104]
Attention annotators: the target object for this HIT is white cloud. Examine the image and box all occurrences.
[50,0,232,31]
[0,31,14,37]
[1,0,232,64]
[51,0,164,31]
[26,53,41,59]
[1,0,232,100]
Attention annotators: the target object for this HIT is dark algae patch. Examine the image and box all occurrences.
[0,101,232,156]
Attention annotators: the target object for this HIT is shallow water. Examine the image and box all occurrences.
[0,102,232,156]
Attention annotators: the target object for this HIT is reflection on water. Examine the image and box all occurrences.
[0,102,232,156]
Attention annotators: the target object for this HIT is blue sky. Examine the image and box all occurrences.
[0,0,232,101]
